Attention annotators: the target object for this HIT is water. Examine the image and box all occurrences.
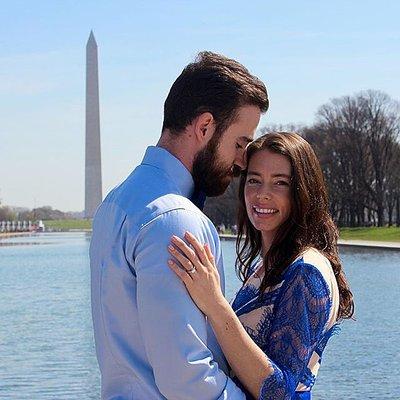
[0,232,399,399]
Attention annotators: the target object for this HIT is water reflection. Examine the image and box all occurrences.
[0,233,398,399]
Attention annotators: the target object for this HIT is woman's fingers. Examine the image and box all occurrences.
[203,243,218,273]
[168,232,216,276]
[167,237,223,317]
[170,235,198,264]
[183,232,208,264]
[168,259,193,285]
[168,244,197,272]
[204,243,215,264]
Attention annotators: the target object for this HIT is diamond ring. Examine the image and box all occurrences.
[187,266,196,274]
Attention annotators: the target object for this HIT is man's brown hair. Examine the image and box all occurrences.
[162,51,269,136]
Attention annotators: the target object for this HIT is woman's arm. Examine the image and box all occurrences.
[168,232,271,398]
[209,297,275,399]
[168,232,332,400]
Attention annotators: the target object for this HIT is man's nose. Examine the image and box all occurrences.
[235,148,247,170]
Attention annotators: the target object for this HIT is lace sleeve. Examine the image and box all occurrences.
[259,263,332,400]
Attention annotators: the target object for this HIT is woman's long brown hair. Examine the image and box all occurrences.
[236,132,354,320]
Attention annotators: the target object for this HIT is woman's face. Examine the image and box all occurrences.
[244,149,292,239]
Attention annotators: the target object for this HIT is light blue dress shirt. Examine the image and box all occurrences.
[90,146,245,400]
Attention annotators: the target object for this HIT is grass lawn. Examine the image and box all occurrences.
[44,219,92,231]
[339,227,400,242]
[42,220,400,242]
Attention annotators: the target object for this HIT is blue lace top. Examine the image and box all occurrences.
[231,248,340,400]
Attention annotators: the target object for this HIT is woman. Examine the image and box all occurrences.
[167,132,354,400]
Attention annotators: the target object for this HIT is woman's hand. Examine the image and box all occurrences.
[167,231,228,317]
[169,232,271,399]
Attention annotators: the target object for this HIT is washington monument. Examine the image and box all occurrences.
[85,31,102,218]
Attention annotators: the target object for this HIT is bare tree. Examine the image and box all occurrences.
[305,90,400,226]
[386,143,400,226]
[304,94,372,226]
[363,91,400,226]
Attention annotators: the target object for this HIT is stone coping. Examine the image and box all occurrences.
[220,234,400,250]
[1,231,399,250]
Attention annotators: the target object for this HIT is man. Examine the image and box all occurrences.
[90,51,269,399]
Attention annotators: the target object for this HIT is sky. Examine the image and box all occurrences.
[1,1,399,211]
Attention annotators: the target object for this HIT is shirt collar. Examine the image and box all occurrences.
[141,146,195,199]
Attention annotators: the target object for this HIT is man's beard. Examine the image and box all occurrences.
[192,136,241,197]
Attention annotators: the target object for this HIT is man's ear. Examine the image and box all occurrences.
[193,112,215,144]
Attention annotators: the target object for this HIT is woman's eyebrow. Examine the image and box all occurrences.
[247,171,262,176]
[247,171,291,179]
[271,173,291,179]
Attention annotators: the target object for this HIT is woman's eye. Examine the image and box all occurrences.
[247,178,259,184]
[276,180,289,186]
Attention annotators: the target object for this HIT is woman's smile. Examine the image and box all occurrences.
[252,205,279,217]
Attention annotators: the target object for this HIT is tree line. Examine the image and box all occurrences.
[1,90,398,228]
[0,204,80,221]
[205,90,400,228]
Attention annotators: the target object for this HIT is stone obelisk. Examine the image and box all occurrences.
[85,31,102,218]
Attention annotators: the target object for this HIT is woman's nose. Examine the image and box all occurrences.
[256,191,271,200]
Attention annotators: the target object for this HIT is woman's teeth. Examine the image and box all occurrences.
[254,207,278,214]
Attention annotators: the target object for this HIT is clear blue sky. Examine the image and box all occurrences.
[1,1,399,211]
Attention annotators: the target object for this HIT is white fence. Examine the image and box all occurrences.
[0,221,35,232]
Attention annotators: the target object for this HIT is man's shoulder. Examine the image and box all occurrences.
[101,168,212,231]
[140,203,211,235]
[133,206,221,272]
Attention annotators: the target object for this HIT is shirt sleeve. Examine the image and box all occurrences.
[133,208,245,400]
[259,263,332,400]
